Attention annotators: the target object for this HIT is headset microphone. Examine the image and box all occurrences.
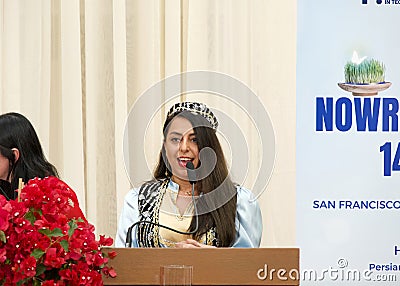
[186,161,197,185]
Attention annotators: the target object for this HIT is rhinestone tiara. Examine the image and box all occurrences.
[166,102,218,130]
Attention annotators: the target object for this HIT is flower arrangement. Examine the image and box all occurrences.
[344,51,386,84]
[0,176,117,285]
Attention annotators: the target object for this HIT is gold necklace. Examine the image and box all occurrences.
[169,191,194,221]
[175,202,194,221]
[176,213,184,221]
[180,189,193,196]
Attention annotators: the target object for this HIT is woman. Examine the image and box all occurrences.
[0,112,58,199]
[0,112,86,221]
[116,102,262,247]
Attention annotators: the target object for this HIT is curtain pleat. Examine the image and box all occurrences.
[0,0,296,246]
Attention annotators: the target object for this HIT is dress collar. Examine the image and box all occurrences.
[168,178,179,193]
[167,178,203,197]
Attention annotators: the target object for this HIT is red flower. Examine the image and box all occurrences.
[102,267,117,278]
[20,256,37,278]
[0,247,7,263]
[44,247,66,268]
[41,280,65,286]
[99,235,113,247]
[107,251,117,259]
[0,209,10,231]
[0,176,117,285]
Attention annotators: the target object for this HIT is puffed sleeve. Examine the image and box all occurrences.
[115,188,140,247]
[232,186,263,247]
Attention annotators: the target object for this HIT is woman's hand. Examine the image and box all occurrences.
[175,239,216,248]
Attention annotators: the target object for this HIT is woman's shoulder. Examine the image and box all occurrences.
[234,185,261,214]
[125,179,167,198]
[233,185,262,247]
[235,185,257,201]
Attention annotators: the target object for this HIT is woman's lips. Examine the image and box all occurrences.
[177,157,193,168]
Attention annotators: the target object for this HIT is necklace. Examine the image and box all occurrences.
[168,190,194,221]
[175,202,194,221]
[179,189,193,197]
[176,213,184,221]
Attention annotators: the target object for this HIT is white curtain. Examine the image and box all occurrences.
[0,0,296,246]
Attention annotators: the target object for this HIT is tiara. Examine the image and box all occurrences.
[166,102,219,130]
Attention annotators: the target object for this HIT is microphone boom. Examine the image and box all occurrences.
[125,164,199,247]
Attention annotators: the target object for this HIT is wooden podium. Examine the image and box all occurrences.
[103,248,299,286]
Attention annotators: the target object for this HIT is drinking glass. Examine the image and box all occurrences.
[160,265,193,286]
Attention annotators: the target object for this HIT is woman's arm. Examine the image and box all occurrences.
[232,186,263,247]
[115,188,140,247]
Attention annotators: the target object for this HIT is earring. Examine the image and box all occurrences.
[164,158,171,178]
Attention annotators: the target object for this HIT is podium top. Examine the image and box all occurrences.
[103,248,299,286]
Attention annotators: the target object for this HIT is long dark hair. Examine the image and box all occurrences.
[0,112,59,195]
[154,111,237,246]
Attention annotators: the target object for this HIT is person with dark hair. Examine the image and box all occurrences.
[116,102,262,248]
[0,112,86,221]
[0,112,58,200]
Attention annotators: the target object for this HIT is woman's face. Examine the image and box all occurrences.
[0,153,10,181]
[164,116,200,181]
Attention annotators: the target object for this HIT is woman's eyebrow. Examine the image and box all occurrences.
[168,131,196,136]
[168,131,182,136]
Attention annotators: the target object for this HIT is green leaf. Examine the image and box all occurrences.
[35,263,46,276]
[38,227,64,237]
[0,230,6,243]
[60,239,69,252]
[38,228,51,236]
[68,220,78,237]
[24,210,36,224]
[49,228,64,237]
[31,249,45,259]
